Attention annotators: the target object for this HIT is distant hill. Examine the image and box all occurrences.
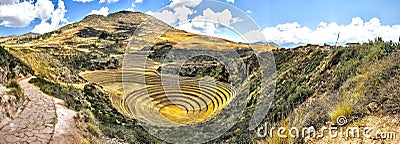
[250,41,280,48]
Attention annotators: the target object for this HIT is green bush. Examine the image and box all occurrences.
[0,46,33,80]
[5,79,23,100]
[329,101,351,124]
[5,79,20,88]
[288,88,315,105]
[87,123,102,138]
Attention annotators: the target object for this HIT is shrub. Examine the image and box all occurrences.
[87,123,102,138]
[329,101,351,124]
[287,88,315,106]
[5,79,19,89]
[5,79,23,100]
[79,139,90,144]
[98,32,109,40]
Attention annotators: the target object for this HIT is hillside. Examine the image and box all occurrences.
[0,11,398,143]
[0,11,275,83]
[0,46,33,83]
[264,39,399,143]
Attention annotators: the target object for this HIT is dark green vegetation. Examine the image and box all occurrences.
[0,46,32,100]
[5,79,24,100]
[54,51,119,71]
[0,46,33,84]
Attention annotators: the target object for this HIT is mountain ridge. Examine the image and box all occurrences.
[2,11,277,52]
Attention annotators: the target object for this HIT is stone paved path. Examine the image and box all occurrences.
[0,77,57,143]
[49,98,82,144]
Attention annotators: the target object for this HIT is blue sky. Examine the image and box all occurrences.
[1,0,400,47]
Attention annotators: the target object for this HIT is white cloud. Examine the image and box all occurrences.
[192,8,234,27]
[246,10,251,14]
[256,17,400,47]
[145,11,154,15]
[173,6,194,22]
[152,10,176,24]
[135,0,143,3]
[0,0,68,32]
[150,0,201,25]
[0,0,20,5]
[35,0,54,20]
[31,20,52,34]
[148,0,241,39]
[125,8,134,12]
[126,1,136,12]
[226,0,234,4]
[0,1,37,27]
[88,7,109,16]
[99,0,119,4]
[72,0,94,3]
[176,8,240,35]
[242,30,266,43]
[32,0,68,34]
[169,0,202,7]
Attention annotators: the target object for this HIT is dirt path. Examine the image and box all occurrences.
[0,77,82,144]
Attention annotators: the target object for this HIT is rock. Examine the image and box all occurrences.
[20,136,28,141]
[40,127,53,134]
[25,131,34,137]
[44,124,53,127]
[35,133,52,139]
[30,140,41,144]
[27,137,36,142]
[15,132,25,137]
[5,135,19,143]
[367,102,378,113]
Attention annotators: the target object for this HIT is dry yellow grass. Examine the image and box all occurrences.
[329,101,352,124]
[80,69,237,125]
[312,114,399,143]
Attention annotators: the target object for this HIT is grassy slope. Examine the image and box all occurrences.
[261,38,400,143]
[0,46,33,83]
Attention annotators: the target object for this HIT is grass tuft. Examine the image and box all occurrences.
[5,79,24,100]
[329,101,351,124]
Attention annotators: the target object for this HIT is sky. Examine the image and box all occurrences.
[1,0,400,47]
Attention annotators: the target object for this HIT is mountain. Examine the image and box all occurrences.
[0,11,398,144]
[250,41,280,48]
[0,11,275,82]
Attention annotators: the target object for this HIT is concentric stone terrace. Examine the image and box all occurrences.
[81,52,237,125]
[123,73,237,125]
